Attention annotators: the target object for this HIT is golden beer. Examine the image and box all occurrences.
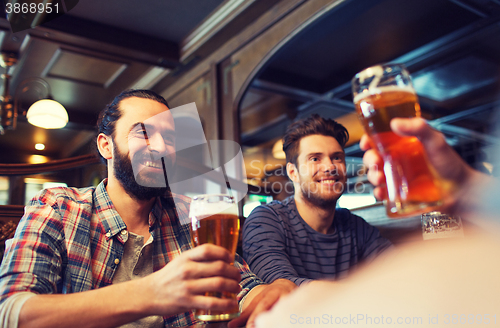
[353,66,443,217]
[191,214,239,254]
[189,195,240,321]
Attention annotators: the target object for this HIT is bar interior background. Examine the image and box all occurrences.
[1,0,499,252]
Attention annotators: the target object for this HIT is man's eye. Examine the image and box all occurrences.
[310,157,319,162]
[128,130,144,139]
[133,130,147,137]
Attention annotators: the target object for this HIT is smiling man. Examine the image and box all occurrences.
[0,90,294,328]
[242,114,392,286]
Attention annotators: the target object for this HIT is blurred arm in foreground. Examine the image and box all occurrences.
[254,117,500,328]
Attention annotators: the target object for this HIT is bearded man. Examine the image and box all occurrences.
[0,90,294,328]
[242,114,392,286]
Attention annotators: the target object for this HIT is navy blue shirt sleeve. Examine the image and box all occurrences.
[242,205,311,286]
[349,211,393,260]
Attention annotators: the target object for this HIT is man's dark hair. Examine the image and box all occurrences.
[282,114,349,166]
[95,89,170,164]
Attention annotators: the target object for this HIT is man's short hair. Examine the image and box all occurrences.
[95,89,170,164]
[282,114,349,166]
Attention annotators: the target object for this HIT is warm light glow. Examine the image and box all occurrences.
[26,99,68,129]
[338,194,377,209]
[243,201,261,217]
[335,112,364,146]
[272,139,286,159]
[35,143,45,150]
[28,155,49,164]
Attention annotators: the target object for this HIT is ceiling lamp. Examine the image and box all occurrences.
[27,99,68,129]
[35,143,45,150]
[0,52,68,134]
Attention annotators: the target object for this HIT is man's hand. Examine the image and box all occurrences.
[360,117,489,215]
[19,244,242,328]
[228,279,296,328]
[143,244,242,316]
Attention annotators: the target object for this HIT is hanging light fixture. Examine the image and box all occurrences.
[26,99,68,129]
[16,77,69,130]
[0,52,68,134]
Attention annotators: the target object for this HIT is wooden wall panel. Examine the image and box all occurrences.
[159,0,306,103]
[161,0,346,144]
[228,0,347,119]
[156,0,348,200]
[164,71,218,143]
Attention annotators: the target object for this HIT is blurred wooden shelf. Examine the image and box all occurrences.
[0,205,24,224]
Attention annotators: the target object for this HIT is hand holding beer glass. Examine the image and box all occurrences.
[190,194,240,321]
[352,64,443,217]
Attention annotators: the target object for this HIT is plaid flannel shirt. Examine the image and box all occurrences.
[0,179,263,327]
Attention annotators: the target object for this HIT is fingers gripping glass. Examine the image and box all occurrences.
[352,64,443,218]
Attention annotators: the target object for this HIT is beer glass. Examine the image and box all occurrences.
[352,64,443,218]
[189,194,240,321]
[421,211,464,240]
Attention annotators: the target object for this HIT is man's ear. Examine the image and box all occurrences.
[97,133,113,160]
[286,162,299,184]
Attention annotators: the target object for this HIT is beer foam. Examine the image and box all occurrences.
[189,194,239,216]
[353,85,415,104]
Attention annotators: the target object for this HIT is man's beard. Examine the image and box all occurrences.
[299,180,345,210]
[113,143,173,201]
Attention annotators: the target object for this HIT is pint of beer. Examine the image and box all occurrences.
[352,64,442,218]
[189,194,240,321]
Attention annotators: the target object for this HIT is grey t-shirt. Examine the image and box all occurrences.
[113,231,164,328]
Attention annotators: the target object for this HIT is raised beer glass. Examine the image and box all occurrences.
[352,63,443,218]
[189,194,240,321]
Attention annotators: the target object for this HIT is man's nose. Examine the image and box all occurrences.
[322,158,334,168]
[323,159,336,172]
[146,132,167,155]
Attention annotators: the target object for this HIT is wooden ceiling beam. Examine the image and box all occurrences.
[40,15,180,67]
[181,0,282,62]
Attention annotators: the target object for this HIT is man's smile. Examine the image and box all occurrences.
[143,160,163,169]
[318,178,338,185]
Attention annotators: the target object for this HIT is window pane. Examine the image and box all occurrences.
[0,177,8,205]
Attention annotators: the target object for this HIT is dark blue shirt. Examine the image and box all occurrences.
[242,197,392,285]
